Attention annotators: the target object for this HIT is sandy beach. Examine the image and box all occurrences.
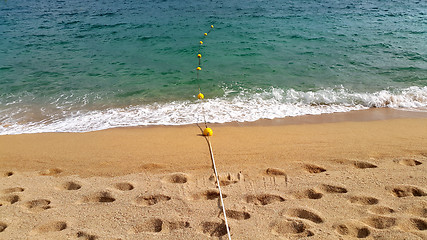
[1,109,427,239]
[2,0,427,239]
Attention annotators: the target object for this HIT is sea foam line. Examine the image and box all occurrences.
[0,86,426,135]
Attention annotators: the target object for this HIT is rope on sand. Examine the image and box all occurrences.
[195,25,232,240]
[206,136,231,240]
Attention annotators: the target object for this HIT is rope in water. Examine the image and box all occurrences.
[196,25,232,240]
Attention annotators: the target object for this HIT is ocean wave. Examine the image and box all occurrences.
[1,86,426,135]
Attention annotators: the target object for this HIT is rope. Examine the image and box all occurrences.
[206,136,232,240]
[195,25,231,240]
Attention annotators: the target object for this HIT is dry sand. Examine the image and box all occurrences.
[0,109,427,239]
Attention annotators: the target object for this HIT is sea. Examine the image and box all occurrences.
[1,0,426,135]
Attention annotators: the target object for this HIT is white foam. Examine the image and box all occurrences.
[1,86,426,135]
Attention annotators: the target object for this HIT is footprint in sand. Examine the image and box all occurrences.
[270,218,314,237]
[200,221,229,237]
[395,158,422,166]
[348,196,379,205]
[77,231,98,240]
[245,194,285,205]
[25,199,51,212]
[363,216,397,229]
[81,191,115,203]
[59,181,81,190]
[0,222,7,233]
[39,168,62,176]
[333,222,371,238]
[281,208,324,224]
[399,218,427,231]
[3,171,14,177]
[353,161,377,169]
[304,164,326,173]
[293,189,323,200]
[192,190,227,201]
[409,218,427,231]
[0,195,20,205]
[167,221,190,231]
[316,184,348,194]
[2,187,24,194]
[265,168,287,177]
[132,218,190,233]
[369,206,395,215]
[33,221,67,233]
[220,210,251,220]
[389,185,427,198]
[163,172,189,184]
[133,218,163,233]
[134,194,171,206]
[209,172,243,186]
[114,182,134,191]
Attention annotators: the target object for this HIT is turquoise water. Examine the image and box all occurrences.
[1,0,426,134]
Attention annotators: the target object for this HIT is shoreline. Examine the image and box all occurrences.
[1,108,426,178]
[2,107,427,136]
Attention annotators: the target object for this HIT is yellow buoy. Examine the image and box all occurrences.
[200,41,203,45]
[196,67,201,71]
[197,54,202,58]
[211,25,214,28]
[197,93,204,99]
[203,128,213,136]
[204,33,208,36]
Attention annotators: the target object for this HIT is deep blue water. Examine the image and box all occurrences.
[1,0,426,134]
